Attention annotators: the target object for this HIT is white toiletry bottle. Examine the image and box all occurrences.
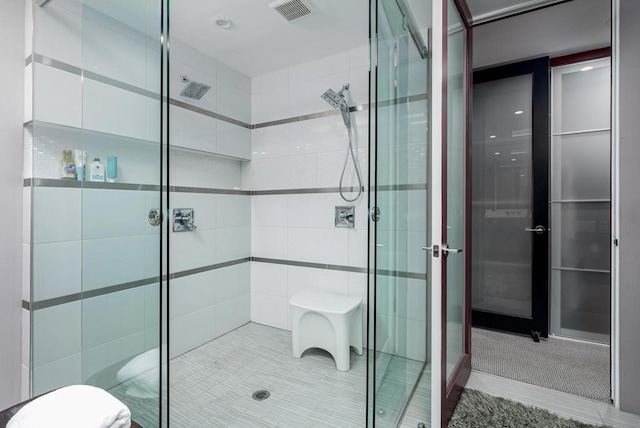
[89,158,105,182]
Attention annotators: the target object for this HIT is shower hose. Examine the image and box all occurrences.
[339,125,364,203]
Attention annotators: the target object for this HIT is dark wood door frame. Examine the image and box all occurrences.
[442,0,473,425]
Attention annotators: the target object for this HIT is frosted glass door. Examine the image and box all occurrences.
[471,57,550,338]
[550,58,611,343]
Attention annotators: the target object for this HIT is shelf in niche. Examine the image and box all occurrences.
[24,120,249,161]
[25,178,162,191]
[24,120,160,149]
[170,144,250,162]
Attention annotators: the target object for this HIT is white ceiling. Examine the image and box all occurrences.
[465,0,568,24]
[170,0,369,77]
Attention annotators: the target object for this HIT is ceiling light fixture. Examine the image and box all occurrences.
[512,158,516,161]
[494,152,500,155]
[213,15,233,29]
[514,110,524,115]
[581,66,594,72]
[489,135,496,139]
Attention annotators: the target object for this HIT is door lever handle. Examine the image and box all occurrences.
[524,225,546,234]
[441,244,463,255]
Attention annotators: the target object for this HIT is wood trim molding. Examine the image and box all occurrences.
[550,47,612,67]
[453,0,473,28]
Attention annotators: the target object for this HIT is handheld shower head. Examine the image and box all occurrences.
[321,85,351,129]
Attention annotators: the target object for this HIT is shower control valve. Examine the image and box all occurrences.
[335,206,355,228]
[173,208,197,232]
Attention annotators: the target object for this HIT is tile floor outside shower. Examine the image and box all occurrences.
[111,322,426,427]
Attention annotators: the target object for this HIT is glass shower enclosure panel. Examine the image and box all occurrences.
[79,2,166,426]
[369,0,430,426]
[28,0,167,426]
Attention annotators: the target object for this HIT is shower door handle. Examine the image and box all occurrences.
[148,208,162,227]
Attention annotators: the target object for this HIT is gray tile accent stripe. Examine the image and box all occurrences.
[84,69,160,100]
[26,179,426,195]
[252,186,363,196]
[170,99,251,129]
[25,55,32,67]
[251,257,427,280]
[251,257,368,274]
[172,186,250,195]
[33,54,82,76]
[171,258,251,279]
[251,105,368,129]
[250,93,428,129]
[27,258,250,311]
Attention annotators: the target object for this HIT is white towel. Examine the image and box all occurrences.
[7,385,132,428]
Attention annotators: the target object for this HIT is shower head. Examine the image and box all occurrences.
[321,84,351,129]
[321,88,344,109]
[179,75,211,100]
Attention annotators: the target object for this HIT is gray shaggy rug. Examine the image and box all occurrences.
[449,389,609,428]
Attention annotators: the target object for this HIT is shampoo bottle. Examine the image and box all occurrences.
[74,150,87,181]
[106,156,118,183]
[61,150,76,180]
[89,158,105,182]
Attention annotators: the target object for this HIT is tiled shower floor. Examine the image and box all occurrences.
[169,322,366,427]
[111,322,427,427]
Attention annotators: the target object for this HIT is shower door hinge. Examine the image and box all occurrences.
[422,244,439,257]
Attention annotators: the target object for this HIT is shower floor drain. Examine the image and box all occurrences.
[252,390,270,401]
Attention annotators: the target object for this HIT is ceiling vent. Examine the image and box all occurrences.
[269,0,314,22]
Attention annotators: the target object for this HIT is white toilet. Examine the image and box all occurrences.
[290,290,363,372]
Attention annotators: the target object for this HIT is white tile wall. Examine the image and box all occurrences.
[247,48,372,335]
[217,227,250,263]
[169,105,218,153]
[32,353,82,396]
[216,294,250,337]
[81,288,146,349]
[33,64,81,128]
[32,241,81,300]
[82,236,147,291]
[32,187,81,244]
[21,309,30,369]
[243,110,369,191]
[33,1,81,67]
[217,121,251,160]
[170,306,216,358]
[216,263,250,303]
[170,271,216,320]
[82,79,149,141]
[32,302,81,367]
[81,331,145,384]
[251,292,288,330]
[82,189,147,239]
[169,229,217,273]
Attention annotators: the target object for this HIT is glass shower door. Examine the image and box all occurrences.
[369,0,430,426]
[78,1,167,426]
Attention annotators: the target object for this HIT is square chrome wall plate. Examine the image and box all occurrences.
[335,206,355,228]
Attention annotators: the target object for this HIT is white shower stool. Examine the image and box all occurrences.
[290,291,363,372]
